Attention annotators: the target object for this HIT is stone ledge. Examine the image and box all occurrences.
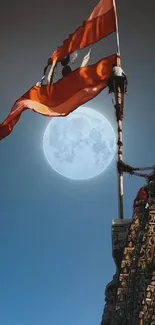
[112,219,132,225]
[112,219,132,268]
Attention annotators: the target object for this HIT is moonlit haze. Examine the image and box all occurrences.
[43,107,116,180]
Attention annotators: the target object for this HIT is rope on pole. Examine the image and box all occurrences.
[117,160,155,180]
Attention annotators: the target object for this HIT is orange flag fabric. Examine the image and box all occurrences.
[49,0,116,64]
[0,54,117,141]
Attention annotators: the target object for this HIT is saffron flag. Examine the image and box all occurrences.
[0,54,117,141]
[49,0,116,64]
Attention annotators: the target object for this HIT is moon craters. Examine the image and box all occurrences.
[43,107,116,180]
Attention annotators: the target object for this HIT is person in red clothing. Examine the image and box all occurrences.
[133,187,148,208]
[137,187,148,201]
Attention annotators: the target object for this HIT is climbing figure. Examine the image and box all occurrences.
[133,187,148,208]
[108,64,128,94]
[145,169,155,207]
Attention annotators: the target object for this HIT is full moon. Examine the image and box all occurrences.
[43,106,116,180]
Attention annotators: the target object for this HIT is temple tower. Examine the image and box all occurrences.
[101,178,155,325]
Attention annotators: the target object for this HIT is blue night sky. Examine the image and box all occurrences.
[0,0,154,324]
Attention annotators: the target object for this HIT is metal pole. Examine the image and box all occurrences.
[113,0,121,54]
[112,1,124,219]
[116,84,124,220]
[113,54,124,220]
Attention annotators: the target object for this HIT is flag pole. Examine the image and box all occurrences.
[113,0,124,220]
[113,0,121,55]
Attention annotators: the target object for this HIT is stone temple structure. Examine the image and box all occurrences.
[101,179,155,325]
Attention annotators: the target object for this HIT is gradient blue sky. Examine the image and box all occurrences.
[0,0,154,324]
